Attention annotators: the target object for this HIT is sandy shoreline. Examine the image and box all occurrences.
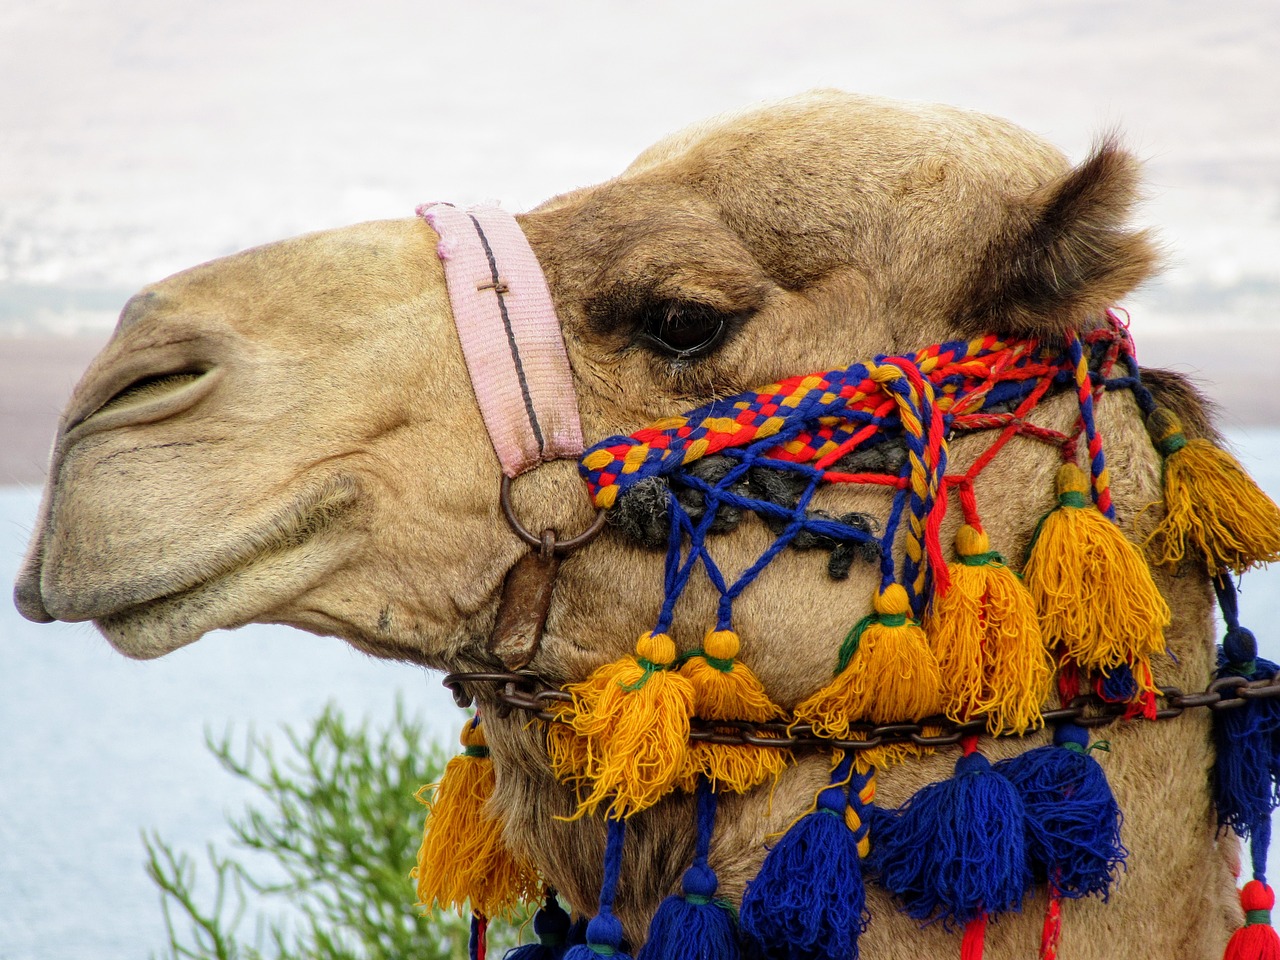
[1,329,1276,487]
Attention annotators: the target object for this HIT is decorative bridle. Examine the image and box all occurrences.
[414,204,1280,960]
[418,203,604,672]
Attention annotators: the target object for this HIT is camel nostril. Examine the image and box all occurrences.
[68,366,217,435]
[91,369,207,419]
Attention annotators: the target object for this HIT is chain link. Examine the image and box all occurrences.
[440,669,1280,753]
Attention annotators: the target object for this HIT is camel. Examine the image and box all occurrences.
[12,91,1258,957]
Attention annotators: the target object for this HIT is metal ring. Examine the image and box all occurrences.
[500,475,607,554]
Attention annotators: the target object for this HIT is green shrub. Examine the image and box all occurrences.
[145,701,522,960]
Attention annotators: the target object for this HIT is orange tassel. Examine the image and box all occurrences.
[794,584,944,738]
[678,629,789,793]
[563,631,694,818]
[1023,463,1168,675]
[1145,407,1280,574]
[927,524,1053,735]
[412,720,538,918]
[544,703,591,789]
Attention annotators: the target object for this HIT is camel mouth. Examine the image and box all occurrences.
[91,475,361,659]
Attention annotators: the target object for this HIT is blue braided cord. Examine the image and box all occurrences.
[658,491,686,629]
[879,484,909,591]
[600,817,626,910]
[879,378,929,607]
[846,766,874,849]
[654,409,885,633]
[657,496,721,633]
[717,469,826,624]
[1215,573,1245,634]
[1105,357,1157,417]
[693,777,718,866]
[1067,334,1116,521]
[874,362,948,617]
[576,817,630,958]
[674,460,880,547]
[818,752,857,813]
[1253,816,1271,884]
[469,914,483,960]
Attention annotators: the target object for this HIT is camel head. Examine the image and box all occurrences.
[21,92,1251,955]
[14,91,1155,673]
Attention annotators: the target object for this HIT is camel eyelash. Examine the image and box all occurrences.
[633,300,725,357]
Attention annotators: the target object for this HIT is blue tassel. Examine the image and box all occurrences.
[1213,576,1280,838]
[565,818,634,960]
[869,747,1029,927]
[638,779,738,960]
[993,724,1126,900]
[1096,663,1138,703]
[506,891,574,960]
[739,753,868,960]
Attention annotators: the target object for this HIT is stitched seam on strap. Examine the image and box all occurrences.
[468,214,546,456]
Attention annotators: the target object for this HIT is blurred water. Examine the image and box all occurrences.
[2,429,1279,957]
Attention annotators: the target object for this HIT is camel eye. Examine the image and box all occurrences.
[638,301,728,359]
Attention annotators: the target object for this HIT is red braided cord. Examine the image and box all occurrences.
[1039,892,1063,960]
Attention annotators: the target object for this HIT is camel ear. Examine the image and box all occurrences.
[961,140,1158,338]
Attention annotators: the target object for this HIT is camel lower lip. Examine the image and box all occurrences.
[59,476,362,657]
[35,474,360,626]
[93,532,349,659]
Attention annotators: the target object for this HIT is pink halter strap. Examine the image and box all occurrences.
[419,203,584,477]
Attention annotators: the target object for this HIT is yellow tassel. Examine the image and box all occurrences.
[412,720,539,919]
[564,631,694,818]
[1145,407,1280,574]
[544,703,591,788]
[926,524,1053,735]
[677,629,789,793]
[792,583,945,738]
[849,727,939,774]
[1024,463,1169,674]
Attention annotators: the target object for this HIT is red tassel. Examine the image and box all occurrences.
[960,915,987,960]
[1225,881,1280,960]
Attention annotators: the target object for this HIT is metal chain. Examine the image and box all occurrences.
[441,669,1280,752]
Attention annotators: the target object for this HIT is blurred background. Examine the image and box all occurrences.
[2,1,1277,956]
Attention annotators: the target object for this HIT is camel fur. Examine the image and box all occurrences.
[14,91,1242,956]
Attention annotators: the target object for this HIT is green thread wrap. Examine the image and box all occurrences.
[960,550,1005,567]
[620,659,664,692]
[1157,431,1188,457]
[836,611,910,672]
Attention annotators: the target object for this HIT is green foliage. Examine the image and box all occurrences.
[144,701,513,960]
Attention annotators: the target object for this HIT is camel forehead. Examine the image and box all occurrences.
[625,90,1069,185]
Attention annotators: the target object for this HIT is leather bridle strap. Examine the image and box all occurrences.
[419,203,584,477]
[419,202,598,670]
